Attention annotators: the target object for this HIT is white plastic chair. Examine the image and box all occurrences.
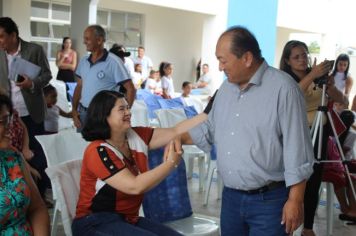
[165,215,219,236]
[35,128,88,236]
[155,108,207,190]
[45,159,82,236]
[131,99,150,127]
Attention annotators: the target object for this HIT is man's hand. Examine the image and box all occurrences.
[15,75,33,89]
[282,198,304,234]
[72,110,81,129]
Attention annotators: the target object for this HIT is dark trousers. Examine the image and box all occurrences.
[72,212,183,236]
[21,115,50,197]
[304,123,330,229]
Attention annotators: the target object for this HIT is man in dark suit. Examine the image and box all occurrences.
[0,17,52,202]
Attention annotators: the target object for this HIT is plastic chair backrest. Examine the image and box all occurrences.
[131,100,150,127]
[155,108,187,128]
[35,128,88,167]
[45,159,82,236]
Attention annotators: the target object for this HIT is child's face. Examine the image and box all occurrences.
[182,84,192,95]
[164,65,173,76]
[334,102,345,113]
[337,60,348,73]
[135,64,142,73]
[45,91,58,106]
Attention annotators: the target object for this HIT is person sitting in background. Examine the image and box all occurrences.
[43,84,72,134]
[145,69,162,95]
[180,81,192,106]
[193,63,213,95]
[132,63,144,89]
[160,62,175,99]
[72,90,209,235]
[0,94,50,235]
[322,110,356,222]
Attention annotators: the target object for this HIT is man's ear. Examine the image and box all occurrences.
[244,52,253,67]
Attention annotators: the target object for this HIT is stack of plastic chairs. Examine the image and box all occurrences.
[35,128,88,236]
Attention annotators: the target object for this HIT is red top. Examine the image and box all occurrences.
[75,127,154,224]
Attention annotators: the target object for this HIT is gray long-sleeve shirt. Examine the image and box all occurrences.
[190,61,314,190]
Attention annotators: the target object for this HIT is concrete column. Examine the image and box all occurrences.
[227,0,279,65]
[0,0,3,16]
[71,0,99,58]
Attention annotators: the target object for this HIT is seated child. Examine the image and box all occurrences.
[145,69,162,95]
[180,81,203,113]
[322,110,356,222]
[43,84,72,133]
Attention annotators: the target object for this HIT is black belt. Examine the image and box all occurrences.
[236,181,285,194]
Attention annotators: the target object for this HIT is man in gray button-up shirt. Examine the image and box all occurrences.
[188,26,314,235]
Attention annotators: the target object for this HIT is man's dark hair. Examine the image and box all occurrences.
[0,17,19,39]
[82,90,125,141]
[222,26,262,61]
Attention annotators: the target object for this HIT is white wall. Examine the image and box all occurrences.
[100,0,208,89]
[2,0,31,41]
[127,0,222,15]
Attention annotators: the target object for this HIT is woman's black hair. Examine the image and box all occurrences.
[331,53,350,79]
[159,61,171,77]
[61,37,70,50]
[279,40,311,83]
[81,90,125,141]
[0,94,13,116]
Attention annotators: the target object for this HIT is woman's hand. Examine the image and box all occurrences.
[310,59,332,79]
[163,140,183,168]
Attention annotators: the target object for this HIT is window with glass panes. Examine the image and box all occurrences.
[30,0,71,59]
[97,9,143,57]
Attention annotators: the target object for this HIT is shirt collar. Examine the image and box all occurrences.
[247,59,268,86]
[5,39,21,57]
[87,49,109,65]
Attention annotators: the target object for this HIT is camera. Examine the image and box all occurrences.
[16,75,25,83]
[313,60,335,87]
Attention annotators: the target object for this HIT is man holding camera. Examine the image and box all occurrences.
[0,17,52,201]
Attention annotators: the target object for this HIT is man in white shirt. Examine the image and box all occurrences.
[134,46,153,79]
[194,63,213,95]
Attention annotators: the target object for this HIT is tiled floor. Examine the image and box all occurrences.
[49,162,356,236]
